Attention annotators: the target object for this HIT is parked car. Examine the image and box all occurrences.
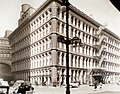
[2,81,9,86]
[0,85,9,94]
[9,80,24,94]
[70,82,79,88]
[0,79,9,94]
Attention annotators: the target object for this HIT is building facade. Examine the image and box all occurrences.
[0,30,13,81]
[9,0,120,86]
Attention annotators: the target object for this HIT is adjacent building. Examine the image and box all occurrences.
[8,0,120,86]
[0,30,13,81]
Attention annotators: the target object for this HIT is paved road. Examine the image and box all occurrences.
[89,91,120,94]
[33,84,120,94]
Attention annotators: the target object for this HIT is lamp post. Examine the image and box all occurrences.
[59,0,82,94]
[61,0,70,94]
[65,0,70,94]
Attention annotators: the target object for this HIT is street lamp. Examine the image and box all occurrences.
[58,0,83,94]
[61,0,70,94]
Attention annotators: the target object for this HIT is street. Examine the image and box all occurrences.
[33,84,120,94]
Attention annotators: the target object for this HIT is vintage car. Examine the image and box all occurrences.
[70,82,80,88]
[0,79,9,94]
[9,80,24,94]
[0,86,9,94]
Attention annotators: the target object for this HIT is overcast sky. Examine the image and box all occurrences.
[0,0,120,37]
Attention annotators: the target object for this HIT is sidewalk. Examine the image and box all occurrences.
[89,84,120,94]
[33,84,120,94]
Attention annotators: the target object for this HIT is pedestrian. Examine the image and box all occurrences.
[94,80,97,90]
[17,83,26,94]
[60,81,63,86]
[27,83,34,91]
[25,83,34,91]
[78,81,81,86]
[99,82,102,89]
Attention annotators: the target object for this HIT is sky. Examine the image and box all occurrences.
[0,0,120,37]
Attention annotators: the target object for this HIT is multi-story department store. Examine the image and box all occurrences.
[9,0,120,86]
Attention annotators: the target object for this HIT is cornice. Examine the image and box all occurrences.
[105,28,120,41]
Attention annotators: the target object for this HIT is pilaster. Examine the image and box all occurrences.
[51,2,58,17]
[51,33,58,86]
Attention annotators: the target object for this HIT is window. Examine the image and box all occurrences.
[46,11,48,20]
[71,16,73,24]
[78,20,80,27]
[62,12,64,19]
[75,18,77,26]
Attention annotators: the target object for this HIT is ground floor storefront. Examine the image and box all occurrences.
[28,68,120,86]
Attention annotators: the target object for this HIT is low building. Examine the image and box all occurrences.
[0,30,13,81]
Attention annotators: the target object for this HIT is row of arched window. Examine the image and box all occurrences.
[30,52,51,69]
[31,8,52,32]
[31,37,51,56]
[30,22,51,44]
[106,62,120,72]
[0,39,9,44]
[58,52,99,68]
[57,6,97,35]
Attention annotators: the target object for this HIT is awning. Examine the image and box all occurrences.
[93,74,102,77]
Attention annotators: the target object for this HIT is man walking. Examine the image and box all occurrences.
[94,80,97,90]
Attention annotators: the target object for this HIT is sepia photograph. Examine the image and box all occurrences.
[0,0,120,94]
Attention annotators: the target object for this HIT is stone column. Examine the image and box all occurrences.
[73,70,75,81]
[50,2,58,86]
[51,67,57,83]
[64,69,66,84]
[80,70,83,84]
[80,56,83,68]
[69,69,71,82]
[51,35,58,86]
[80,21,83,30]
[51,1,58,17]
[76,70,79,81]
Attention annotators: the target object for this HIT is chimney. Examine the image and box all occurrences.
[21,4,30,13]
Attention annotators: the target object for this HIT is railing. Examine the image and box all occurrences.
[98,35,106,45]
[88,26,106,84]
[98,45,106,56]
[98,56,105,67]
[87,69,92,75]
[94,34,106,68]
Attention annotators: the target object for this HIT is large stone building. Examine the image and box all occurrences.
[0,30,13,81]
[8,0,120,86]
